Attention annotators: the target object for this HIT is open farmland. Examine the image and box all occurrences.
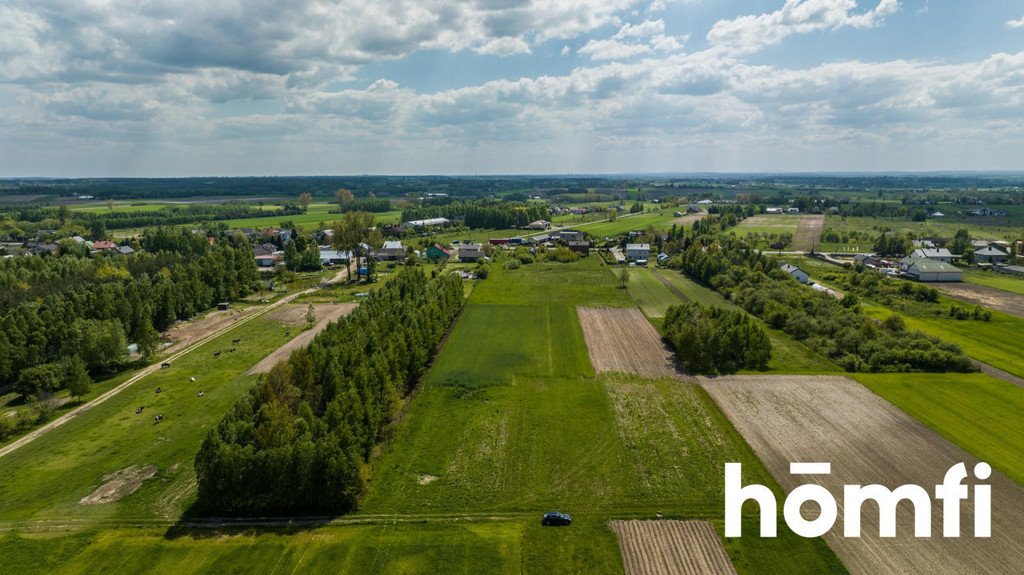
[577,306,680,379]
[733,214,800,237]
[933,282,1024,318]
[791,215,825,252]
[610,520,738,575]
[963,270,1024,296]
[703,375,1024,575]
[574,210,680,237]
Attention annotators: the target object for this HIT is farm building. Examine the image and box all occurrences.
[905,259,962,282]
[318,249,350,265]
[765,207,784,214]
[780,263,809,284]
[625,243,650,261]
[787,207,800,214]
[567,240,591,255]
[489,238,510,246]
[459,244,486,262]
[91,240,119,252]
[370,240,406,261]
[975,246,1009,263]
[995,265,1024,278]
[116,245,135,255]
[552,230,582,242]
[853,254,885,268]
[527,220,551,230]
[425,244,453,261]
[910,248,955,263]
[402,217,450,228]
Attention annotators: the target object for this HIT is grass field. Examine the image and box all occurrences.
[964,270,1024,296]
[574,209,680,237]
[855,372,1024,486]
[822,213,1023,250]
[732,215,801,238]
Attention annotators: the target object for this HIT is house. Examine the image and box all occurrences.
[527,220,551,230]
[403,217,450,228]
[765,207,784,215]
[425,244,453,261]
[912,239,936,249]
[459,243,486,262]
[625,243,650,261]
[696,199,714,205]
[781,263,809,284]
[91,240,119,252]
[905,259,962,282]
[787,207,801,214]
[370,240,406,261]
[910,248,955,263]
[995,265,1024,278]
[567,240,591,255]
[318,249,350,265]
[253,243,278,257]
[27,242,59,256]
[255,254,282,268]
[657,252,670,263]
[116,245,135,255]
[974,246,1009,264]
[853,254,885,268]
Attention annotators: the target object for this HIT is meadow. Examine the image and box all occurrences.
[821,211,1023,252]
[573,209,681,237]
[963,269,1024,296]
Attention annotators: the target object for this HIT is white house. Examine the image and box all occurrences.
[910,248,955,263]
[765,207,784,214]
[625,243,650,261]
[781,263,809,284]
[403,217,450,228]
[974,246,1009,264]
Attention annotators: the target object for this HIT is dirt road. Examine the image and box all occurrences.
[792,214,825,252]
[0,268,349,460]
[248,303,358,374]
[935,282,1024,318]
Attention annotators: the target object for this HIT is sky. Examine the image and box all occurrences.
[1,0,1023,177]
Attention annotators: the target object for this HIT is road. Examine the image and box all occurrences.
[0,267,349,460]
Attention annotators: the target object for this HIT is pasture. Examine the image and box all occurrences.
[821,213,1023,252]
[703,375,1024,575]
[574,209,680,237]
[963,270,1024,296]
[732,215,800,237]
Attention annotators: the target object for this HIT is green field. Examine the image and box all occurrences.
[963,270,1024,296]
[574,209,681,237]
[856,373,1024,485]
[732,214,801,238]
[622,268,680,318]
[822,213,1022,249]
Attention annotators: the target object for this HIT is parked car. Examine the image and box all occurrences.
[541,511,572,526]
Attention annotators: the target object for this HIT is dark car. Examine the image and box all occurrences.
[541,511,571,526]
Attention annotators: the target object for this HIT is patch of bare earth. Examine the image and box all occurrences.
[671,213,708,227]
[417,474,438,485]
[701,375,1024,575]
[162,307,258,356]
[577,307,682,379]
[935,283,1024,318]
[610,520,737,575]
[792,214,825,252]
[80,465,158,505]
[247,303,358,374]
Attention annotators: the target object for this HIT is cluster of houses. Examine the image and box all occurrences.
[3,234,136,258]
[765,207,802,215]
[845,239,1017,283]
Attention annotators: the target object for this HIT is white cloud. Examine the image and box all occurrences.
[1008,16,1024,29]
[707,0,901,55]
[615,19,666,39]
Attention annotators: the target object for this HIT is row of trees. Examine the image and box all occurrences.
[673,242,974,373]
[194,268,464,514]
[0,229,259,391]
[401,199,548,229]
[663,302,772,373]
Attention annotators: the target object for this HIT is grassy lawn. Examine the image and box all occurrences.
[621,268,680,318]
[855,372,1024,486]
[964,269,1024,296]
[220,204,401,230]
[861,301,1024,378]
[470,257,634,307]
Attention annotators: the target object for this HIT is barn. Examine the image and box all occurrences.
[905,259,962,282]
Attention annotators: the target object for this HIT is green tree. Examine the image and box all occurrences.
[298,192,313,212]
[306,304,316,327]
[135,315,160,358]
[89,219,107,240]
[63,356,91,401]
[335,188,354,211]
[15,363,62,399]
[74,318,128,371]
[618,268,630,288]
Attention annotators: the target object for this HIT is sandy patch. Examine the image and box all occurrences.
[247,303,358,374]
[702,375,1024,575]
[80,465,159,505]
[577,307,682,379]
[671,213,708,227]
[266,303,354,326]
[417,474,438,485]
[610,520,737,575]
[162,307,258,356]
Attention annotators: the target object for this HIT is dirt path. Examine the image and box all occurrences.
[0,268,349,460]
[935,282,1024,318]
[651,269,690,302]
[791,214,825,252]
[610,520,737,575]
[248,303,358,374]
[576,307,684,380]
[702,375,1024,575]
[973,360,1024,388]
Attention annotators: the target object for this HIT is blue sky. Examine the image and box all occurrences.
[1,1,1023,176]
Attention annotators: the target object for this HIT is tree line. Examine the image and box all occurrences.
[194,268,464,514]
[0,229,259,393]
[672,242,974,373]
[663,302,771,373]
[401,199,548,229]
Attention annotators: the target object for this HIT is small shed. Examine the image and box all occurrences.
[217,302,231,311]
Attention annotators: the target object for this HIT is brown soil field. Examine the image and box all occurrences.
[80,464,158,505]
[610,520,737,575]
[247,303,357,374]
[162,307,259,356]
[702,375,1024,575]
[935,283,1024,318]
[577,307,681,379]
[792,214,825,252]
[671,212,708,226]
